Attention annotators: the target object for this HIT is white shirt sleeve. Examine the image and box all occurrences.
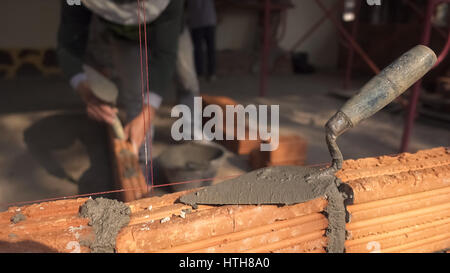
[71,71,163,109]
[144,92,163,109]
[70,72,87,90]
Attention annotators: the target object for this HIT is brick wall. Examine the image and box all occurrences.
[0,147,449,253]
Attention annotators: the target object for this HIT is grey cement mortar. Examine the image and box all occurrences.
[180,166,337,206]
[323,183,347,253]
[79,198,131,253]
[10,213,26,224]
[179,165,351,253]
[157,143,226,191]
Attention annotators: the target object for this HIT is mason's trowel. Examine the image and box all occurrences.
[83,65,125,140]
[180,45,437,207]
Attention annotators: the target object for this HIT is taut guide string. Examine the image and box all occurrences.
[1,162,332,208]
[137,0,154,192]
[5,142,438,209]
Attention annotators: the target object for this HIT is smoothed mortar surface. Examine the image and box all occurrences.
[180,165,348,252]
[180,166,334,206]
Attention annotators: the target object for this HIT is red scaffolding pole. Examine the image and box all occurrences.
[259,0,448,152]
[259,0,272,97]
[401,0,450,152]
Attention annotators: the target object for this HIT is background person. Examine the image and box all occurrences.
[187,0,218,82]
[57,0,184,173]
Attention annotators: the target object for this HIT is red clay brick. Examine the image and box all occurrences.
[382,233,450,253]
[340,148,449,253]
[337,147,450,182]
[346,218,450,253]
[0,198,92,253]
[202,95,262,155]
[115,198,327,253]
[264,135,307,163]
[195,219,327,253]
[0,198,87,225]
[346,165,450,204]
[243,230,326,253]
[335,147,450,205]
[126,189,198,213]
[108,128,148,202]
[347,186,450,222]
[346,202,450,239]
[273,237,327,253]
[249,134,307,169]
[217,137,261,155]
[201,95,237,136]
[202,95,238,109]
[343,147,450,253]
[161,213,327,253]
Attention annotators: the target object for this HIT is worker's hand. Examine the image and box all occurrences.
[76,81,117,125]
[124,105,155,154]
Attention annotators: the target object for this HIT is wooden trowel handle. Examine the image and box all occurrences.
[111,114,125,140]
[324,45,436,171]
[327,45,437,137]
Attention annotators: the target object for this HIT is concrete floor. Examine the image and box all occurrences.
[0,73,449,211]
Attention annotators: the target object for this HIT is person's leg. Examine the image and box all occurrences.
[174,26,203,140]
[175,25,200,100]
[190,27,204,77]
[204,25,216,79]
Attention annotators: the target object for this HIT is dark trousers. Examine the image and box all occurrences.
[191,26,216,77]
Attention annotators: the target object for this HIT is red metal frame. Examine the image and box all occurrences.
[436,28,450,66]
[314,0,380,74]
[403,0,448,39]
[263,0,380,98]
[289,0,342,53]
[400,0,450,152]
[260,0,272,97]
[260,0,449,152]
[343,0,362,89]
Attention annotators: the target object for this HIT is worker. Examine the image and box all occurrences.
[187,0,218,82]
[57,0,184,173]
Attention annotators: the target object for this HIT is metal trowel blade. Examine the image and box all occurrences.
[179,165,335,206]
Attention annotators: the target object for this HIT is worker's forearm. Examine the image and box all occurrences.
[136,104,157,130]
[144,92,163,110]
